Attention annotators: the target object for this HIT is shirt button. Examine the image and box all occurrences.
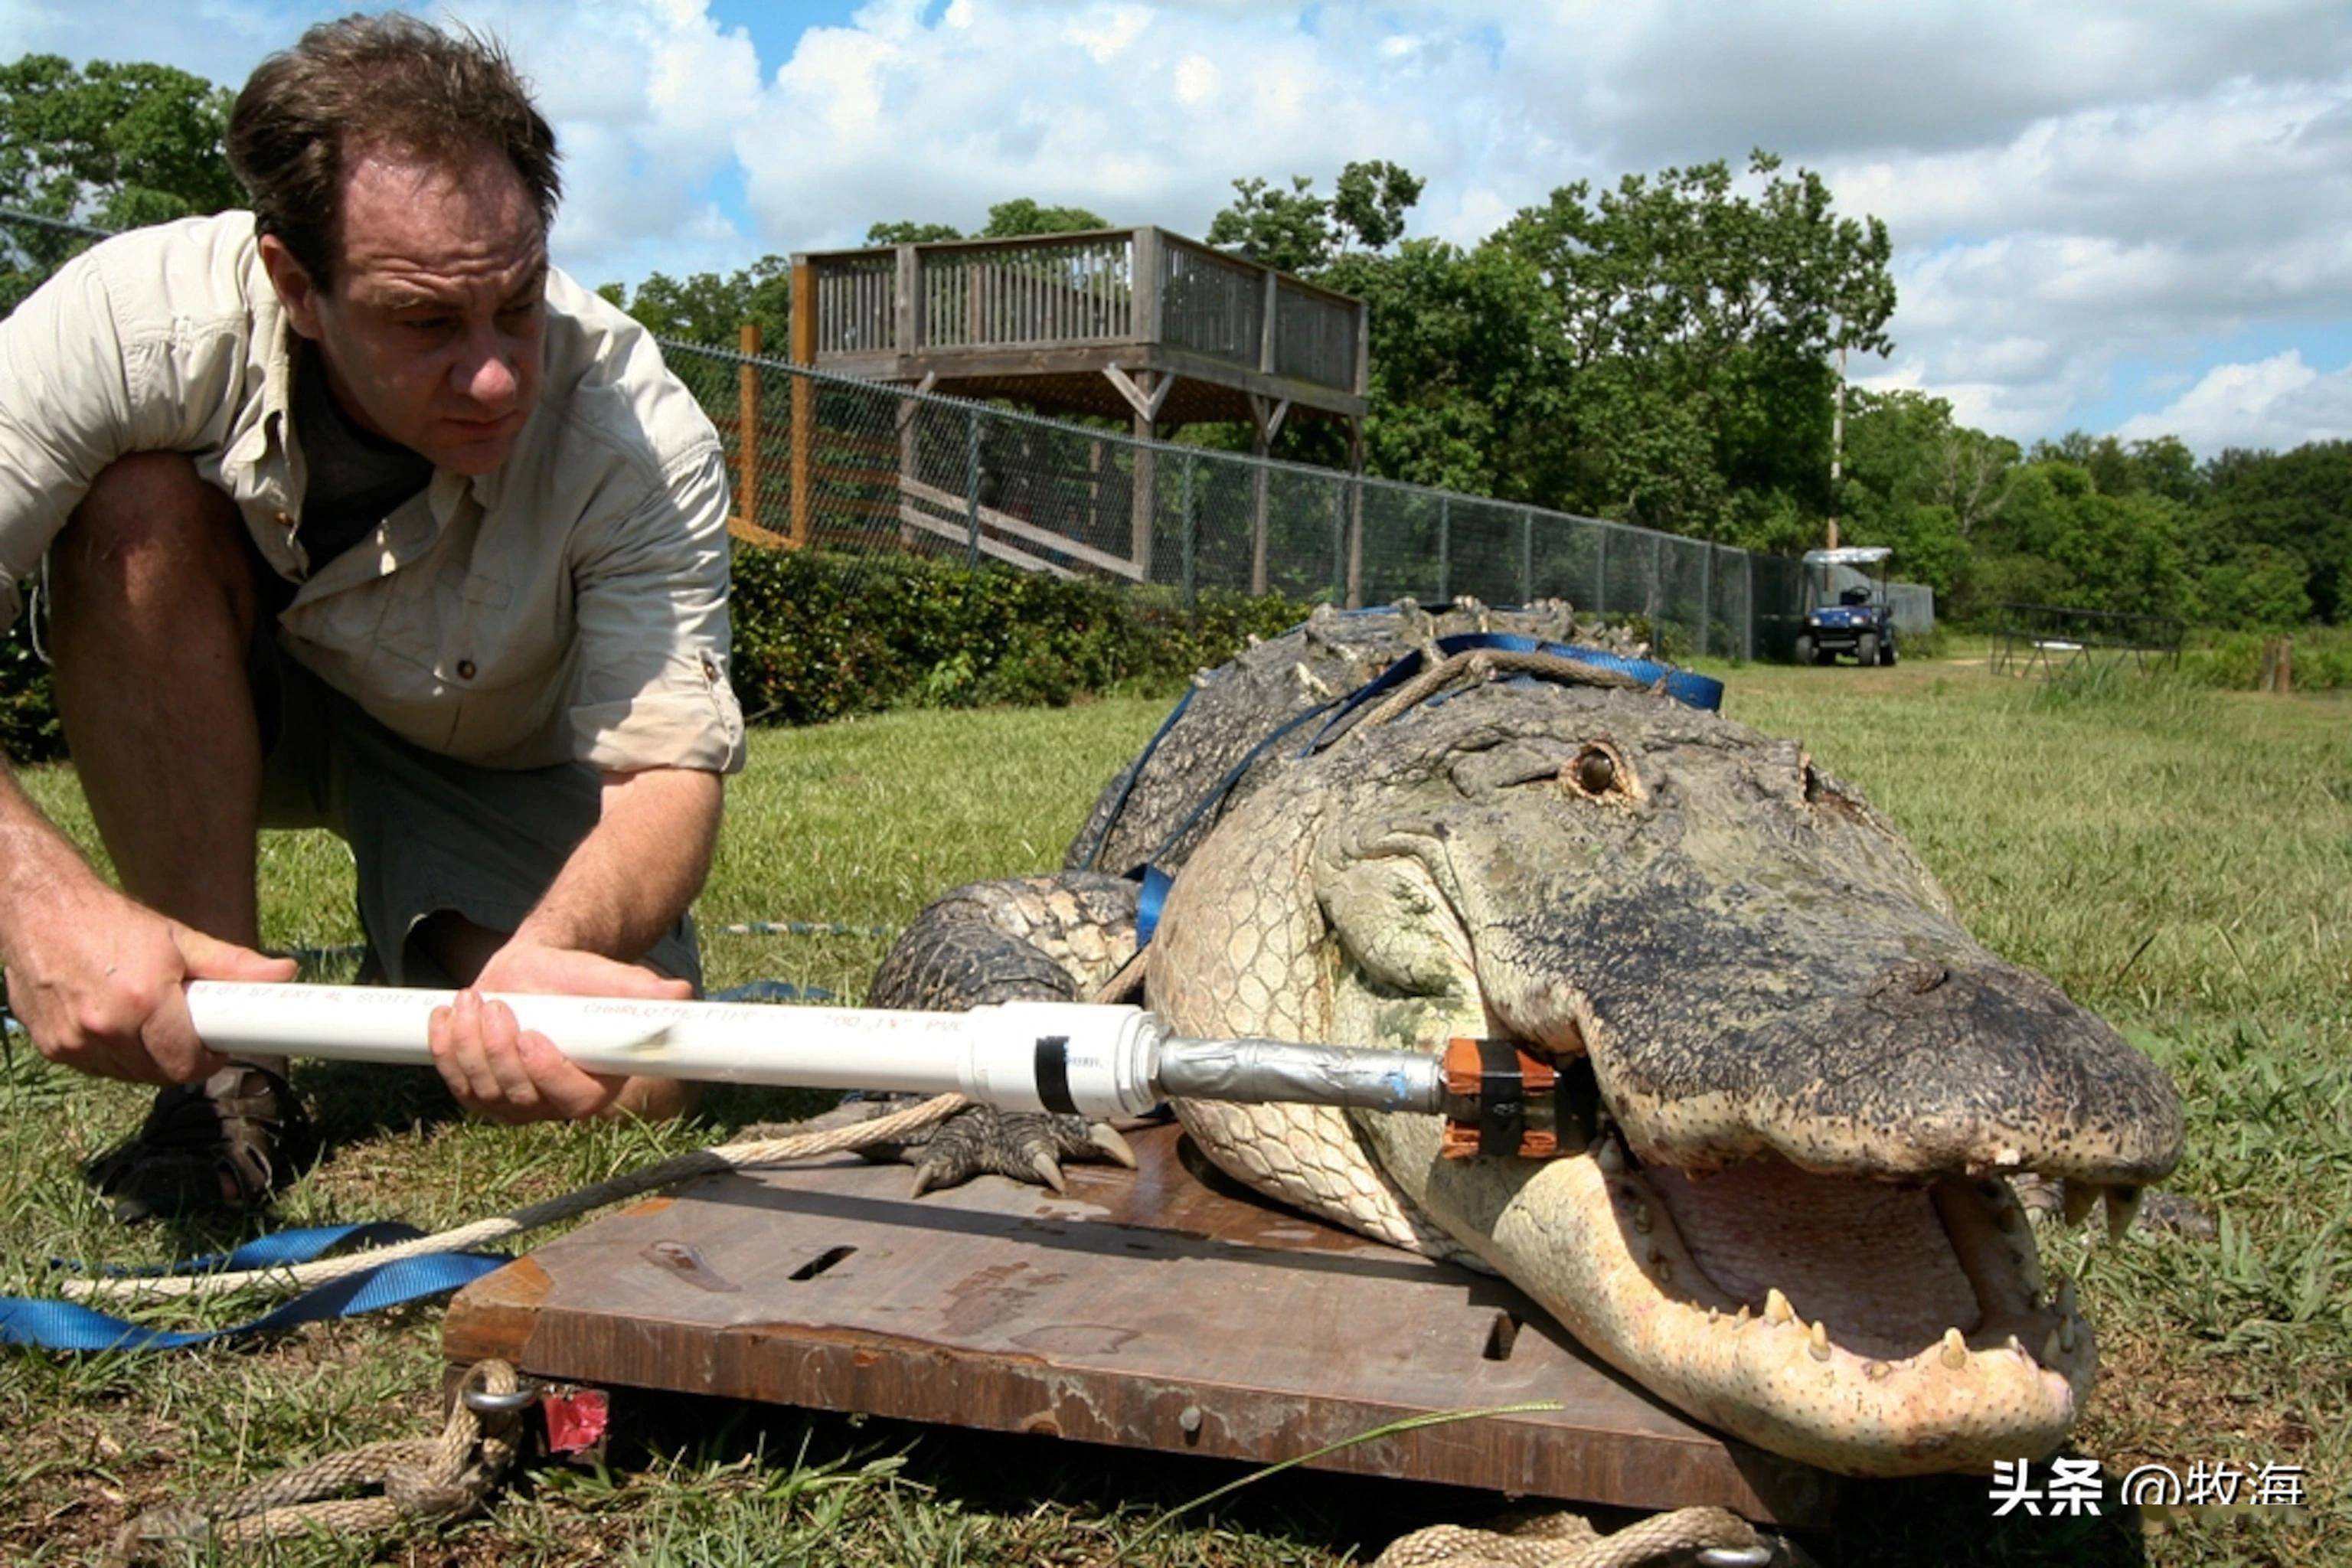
[456,659,477,681]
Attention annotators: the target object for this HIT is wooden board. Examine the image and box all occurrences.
[444,1122,1839,1526]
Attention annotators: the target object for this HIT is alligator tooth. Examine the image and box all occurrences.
[1808,1321,1831,1361]
[1630,1203,1654,1234]
[1089,1125,1138,1169]
[1940,1328,1968,1370]
[1594,1138,1625,1174]
[1763,1289,1794,1326]
[1734,1304,1751,1325]
[1705,1307,1720,1324]
[2006,1333,2028,1359]
[2043,1328,2063,1364]
[2061,1179,2100,1227]
[1652,1256,1673,1284]
[2105,1185,2143,1241]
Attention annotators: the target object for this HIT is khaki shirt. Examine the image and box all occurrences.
[0,212,746,775]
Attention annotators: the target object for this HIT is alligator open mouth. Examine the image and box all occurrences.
[1386,1106,2111,1475]
[1592,1134,2098,1468]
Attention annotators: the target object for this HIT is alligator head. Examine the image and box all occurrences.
[1144,670,2181,1475]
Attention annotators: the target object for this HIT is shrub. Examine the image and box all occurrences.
[723,547,1314,725]
[2177,626,2352,692]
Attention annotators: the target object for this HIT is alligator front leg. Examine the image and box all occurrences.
[864,872,1143,1196]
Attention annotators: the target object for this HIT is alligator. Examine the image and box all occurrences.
[866,601,2184,1477]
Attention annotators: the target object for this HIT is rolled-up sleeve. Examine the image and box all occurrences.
[0,254,169,626]
[566,441,747,775]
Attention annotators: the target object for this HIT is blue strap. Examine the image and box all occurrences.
[1133,865,1177,949]
[54,1220,430,1279]
[1,1250,505,1352]
[1077,684,1194,871]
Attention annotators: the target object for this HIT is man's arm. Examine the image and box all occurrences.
[426,765,724,1122]
[0,763,294,1083]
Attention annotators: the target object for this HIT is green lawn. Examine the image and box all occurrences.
[2,656,2344,1566]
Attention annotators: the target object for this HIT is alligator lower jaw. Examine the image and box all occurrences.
[1425,1140,2096,1478]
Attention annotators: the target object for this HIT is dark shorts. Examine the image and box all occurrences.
[243,561,701,990]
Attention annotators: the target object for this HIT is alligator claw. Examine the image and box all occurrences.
[871,1102,1140,1197]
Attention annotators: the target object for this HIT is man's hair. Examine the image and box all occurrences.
[226,13,561,288]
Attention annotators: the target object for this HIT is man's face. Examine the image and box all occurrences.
[263,142,547,475]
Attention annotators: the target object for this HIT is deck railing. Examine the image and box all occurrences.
[802,227,1363,396]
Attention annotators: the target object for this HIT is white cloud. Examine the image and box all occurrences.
[2115,351,2352,452]
[10,1,2352,449]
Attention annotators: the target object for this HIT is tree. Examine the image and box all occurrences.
[864,220,961,245]
[1489,151,1896,537]
[975,198,1108,238]
[596,254,791,347]
[2200,440,2350,623]
[2,53,239,312]
[1206,160,1425,274]
[1318,237,1553,496]
[864,200,1110,249]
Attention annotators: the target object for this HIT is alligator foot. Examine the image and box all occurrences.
[863,1101,1137,1197]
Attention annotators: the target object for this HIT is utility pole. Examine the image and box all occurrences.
[1827,340,1847,550]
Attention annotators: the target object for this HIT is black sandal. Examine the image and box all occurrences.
[84,1062,322,1223]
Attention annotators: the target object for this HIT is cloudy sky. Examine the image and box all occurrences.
[5,0,2349,454]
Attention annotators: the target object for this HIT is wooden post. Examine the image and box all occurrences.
[964,407,983,570]
[789,259,817,550]
[1250,433,1271,597]
[1259,269,1279,374]
[737,322,762,535]
[1131,371,1155,579]
[1246,393,1287,599]
[1354,299,1371,400]
[1180,450,1197,610]
[893,243,918,356]
[2259,635,2295,694]
[1133,227,1164,344]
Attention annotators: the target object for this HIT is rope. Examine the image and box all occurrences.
[1352,648,1645,740]
[107,1359,527,1564]
[1374,1506,1766,1568]
[60,1093,966,1305]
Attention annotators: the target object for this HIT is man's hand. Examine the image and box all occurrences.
[2,878,296,1084]
[427,939,692,1123]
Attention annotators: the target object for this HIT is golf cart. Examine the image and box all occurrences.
[1798,545,1897,666]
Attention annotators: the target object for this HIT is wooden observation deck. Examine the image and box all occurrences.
[790,227,1367,446]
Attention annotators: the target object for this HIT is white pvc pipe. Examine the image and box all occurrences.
[185,982,1167,1118]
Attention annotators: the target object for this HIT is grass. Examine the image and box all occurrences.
[3,655,2347,1565]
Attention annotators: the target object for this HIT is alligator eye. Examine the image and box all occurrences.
[1574,749,1617,795]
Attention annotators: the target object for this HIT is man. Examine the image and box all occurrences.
[0,15,744,1219]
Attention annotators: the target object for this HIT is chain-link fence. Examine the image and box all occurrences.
[660,338,1862,661]
[1,207,1939,661]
